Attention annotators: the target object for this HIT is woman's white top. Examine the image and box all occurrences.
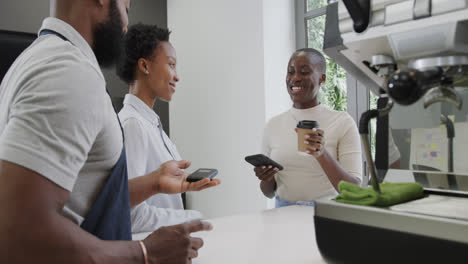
[119,94,202,233]
[262,104,362,202]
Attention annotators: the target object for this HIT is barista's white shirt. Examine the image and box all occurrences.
[262,104,362,202]
[0,18,123,225]
[119,94,202,233]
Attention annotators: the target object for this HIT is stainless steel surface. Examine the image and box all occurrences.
[409,55,468,71]
[440,115,454,173]
[315,193,468,244]
[413,0,431,19]
[379,96,394,114]
[361,134,381,193]
[423,86,463,110]
[370,54,396,68]
[320,1,468,258]
[371,55,397,78]
[327,0,468,185]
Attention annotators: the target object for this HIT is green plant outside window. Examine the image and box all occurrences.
[307,12,347,111]
[307,0,328,11]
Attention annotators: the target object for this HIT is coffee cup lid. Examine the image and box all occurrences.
[297,120,319,129]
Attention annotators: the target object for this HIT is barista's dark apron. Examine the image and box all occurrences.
[39,29,132,240]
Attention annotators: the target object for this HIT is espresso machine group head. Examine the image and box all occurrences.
[387,56,466,109]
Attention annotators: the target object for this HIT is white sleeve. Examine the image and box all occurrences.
[130,202,203,233]
[120,118,148,180]
[121,116,202,233]
[337,114,363,180]
[0,62,103,191]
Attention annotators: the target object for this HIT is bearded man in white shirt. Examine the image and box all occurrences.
[0,0,217,263]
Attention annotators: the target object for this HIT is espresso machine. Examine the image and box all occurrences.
[314,0,468,262]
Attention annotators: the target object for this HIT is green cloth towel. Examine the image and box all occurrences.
[335,181,424,207]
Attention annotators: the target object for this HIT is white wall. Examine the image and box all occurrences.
[262,0,296,209]
[263,1,296,121]
[0,0,50,33]
[168,0,295,218]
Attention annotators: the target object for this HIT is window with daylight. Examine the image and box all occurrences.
[307,0,328,11]
[301,0,347,111]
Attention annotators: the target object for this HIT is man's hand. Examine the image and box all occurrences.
[143,220,213,264]
[154,160,221,194]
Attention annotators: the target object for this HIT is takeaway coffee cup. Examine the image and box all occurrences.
[297,120,320,153]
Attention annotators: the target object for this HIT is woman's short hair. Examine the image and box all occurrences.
[293,48,326,74]
[117,23,171,84]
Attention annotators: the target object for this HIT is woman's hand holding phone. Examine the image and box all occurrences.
[245,154,282,182]
[245,154,280,198]
[154,160,220,194]
[254,165,278,182]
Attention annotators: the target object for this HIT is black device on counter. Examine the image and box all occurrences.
[186,168,218,182]
[245,154,284,170]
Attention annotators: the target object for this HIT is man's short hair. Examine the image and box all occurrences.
[293,48,326,75]
[117,23,171,84]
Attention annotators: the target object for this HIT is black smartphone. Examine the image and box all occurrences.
[245,154,283,170]
[186,168,218,182]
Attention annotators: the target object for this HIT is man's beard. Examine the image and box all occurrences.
[92,0,124,68]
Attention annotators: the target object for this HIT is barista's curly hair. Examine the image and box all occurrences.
[117,23,171,84]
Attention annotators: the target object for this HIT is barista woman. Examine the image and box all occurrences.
[117,24,220,232]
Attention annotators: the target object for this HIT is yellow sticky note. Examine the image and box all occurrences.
[431,143,438,150]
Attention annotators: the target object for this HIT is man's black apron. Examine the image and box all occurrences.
[40,29,132,240]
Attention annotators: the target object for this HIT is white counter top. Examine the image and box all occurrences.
[133,205,326,263]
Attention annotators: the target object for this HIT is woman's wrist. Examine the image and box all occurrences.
[150,170,161,195]
[315,148,329,163]
[260,177,276,197]
[264,177,277,190]
[263,176,276,186]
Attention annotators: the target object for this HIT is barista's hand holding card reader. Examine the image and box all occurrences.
[186,168,218,182]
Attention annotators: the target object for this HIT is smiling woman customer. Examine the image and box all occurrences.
[252,48,362,208]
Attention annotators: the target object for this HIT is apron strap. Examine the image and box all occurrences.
[39,29,67,40]
[40,28,132,240]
